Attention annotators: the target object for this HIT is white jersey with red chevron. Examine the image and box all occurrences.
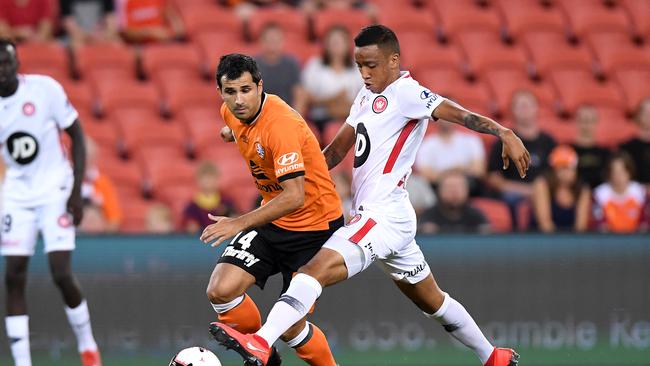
[345,71,445,214]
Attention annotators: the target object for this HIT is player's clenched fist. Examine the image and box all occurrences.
[201,214,243,247]
[220,126,235,142]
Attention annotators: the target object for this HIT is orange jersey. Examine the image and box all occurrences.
[117,0,166,29]
[221,93,342,231]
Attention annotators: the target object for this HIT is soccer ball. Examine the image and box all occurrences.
[169,346,222,366]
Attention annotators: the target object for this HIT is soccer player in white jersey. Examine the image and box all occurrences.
[209,25,530,366]
[0,39,101,366]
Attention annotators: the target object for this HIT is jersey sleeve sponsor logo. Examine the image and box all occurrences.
[420,89,439,109]
[277,152,300,166]
[255,142,265,159]
[372,95,388,114]
[7,132,39,165]
[22,102,35,116]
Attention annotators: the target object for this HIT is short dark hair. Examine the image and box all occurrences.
[606,151,636,181]
[216,53,262,89]
[354,25,400,55]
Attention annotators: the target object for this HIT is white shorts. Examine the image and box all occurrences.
[323,210,431,284]
[0,197,76,256]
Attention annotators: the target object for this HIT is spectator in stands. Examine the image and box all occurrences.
[331,171,352,221]
[572,104,610,188]
[593,152,650,233]
[60,0,121,47]
[301,0,369,14]
[222,1,302,20]
[0,0,54,42]
[116,0,185,43]
[81,138,122,232]
[418,170,489,234]
[182,161,236,233]
[146,202,175,233]
[78,204,108,233]
[300,26,362,128]
[487,90,556,227]
[620,97,650,187]
[254,23,304,108]
[531,145,590,233]
[415,118,485,193]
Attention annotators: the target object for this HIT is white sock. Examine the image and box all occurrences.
[65,300,98,352]
[426,293,494,364]
[211,295,245,314]
[256,274,322,346]
[285,322,311,348]
[6,315,31,366]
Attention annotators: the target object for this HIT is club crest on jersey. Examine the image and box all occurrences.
[22,102,35,116]
[255,142,265,159]
[347,214,362,225]
[372,95,388,114]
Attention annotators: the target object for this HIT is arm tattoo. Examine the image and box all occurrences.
[462,113,500,136]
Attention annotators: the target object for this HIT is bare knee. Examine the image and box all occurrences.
[297,248,348,287]
[206,279,244,304]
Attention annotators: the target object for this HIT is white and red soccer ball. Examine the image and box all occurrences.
[169,346,221,366]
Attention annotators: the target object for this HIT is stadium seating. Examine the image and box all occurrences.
[585,30,650,76]
[522,30,595,77]
[559,0,632,39]
[159,78,218,117]
[82,118,120,154]
[593,106,638,148]
[119,199,157,233]
[180,105,227,154]
[428,0,502,41]
[471,197,513,233]
[247,7,309,41]
[17,41,70,80]
[548,69,625,116]
[196,31,258,76]
[496,0,567,40]
[376,6,436,39]
[621,0,650,39]
[180,4,243,40]
[141,43,204,82]
[138,146,196,195]
[156,184,197,228]
[401,37,464,75]
[457,30,530,78]
[415,68,493,116]
[614,69,650,114]
[94,81,161,117]
[61,80,94,116]
[112,109,186,157]
[312,8,374,40]
[483,69,555,117]
[74,42,136,80]
[98,155,145,196]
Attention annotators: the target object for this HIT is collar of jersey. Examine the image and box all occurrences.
[243,92,267,125]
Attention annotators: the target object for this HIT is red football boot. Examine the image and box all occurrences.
[484,348,519,366]
[80,349,102,366]
[209,322,281,366]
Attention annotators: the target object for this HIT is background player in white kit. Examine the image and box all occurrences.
[0,39,101,366]
[209,25,530,366]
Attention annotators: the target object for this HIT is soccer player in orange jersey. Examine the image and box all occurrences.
[200,54,343,366]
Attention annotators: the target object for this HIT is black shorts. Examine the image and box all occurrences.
[218,216,344,293]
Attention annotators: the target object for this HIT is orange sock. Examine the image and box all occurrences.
[217,294,262,334]
[294,323,336,366]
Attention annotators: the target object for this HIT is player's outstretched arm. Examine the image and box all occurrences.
[200,176,306,247]
[432,99,531,178]
[64,120,87,225]
[322,123,356,170]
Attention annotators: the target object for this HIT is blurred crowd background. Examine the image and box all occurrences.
[1,0,649,235]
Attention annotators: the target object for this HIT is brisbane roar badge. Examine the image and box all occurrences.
[372,95,388,114]
[255,142,265,160]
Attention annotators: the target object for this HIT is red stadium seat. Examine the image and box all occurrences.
[94,81,161,117]
[141,43,203,81]
[593,106,638,148]
[156,184,197,228]
[196,31,258,76]
[471,197,512,233]
[457,31,530,78]
[538,114,577,145]
[119,198,156,233]
[522,30,595,77]
[614,69,650,114]
[82,119,119,154]
[401,38,464,75]
[428,0,502,40]
[113,109,186,156]
[159,78,219,117]
[496,0,567,40]
[322,121,345,145]
[138,148,196,196]
[17,41,70,80]
[548,69,625,116]
[180,105,226,153]
[98,155,145,195]
[558,0,632,39]
[180,5,243,39]
[416,68,494,116]
[376,7,436,38]
[312,8,374,40]
[60,80,94,115]
[282,39,321,66]
[585,31,650,76]
[74,42,136,80]
[225,184,260,213]
[483,69,555,117]
[621,0,650,39]
[247,7,309,41]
